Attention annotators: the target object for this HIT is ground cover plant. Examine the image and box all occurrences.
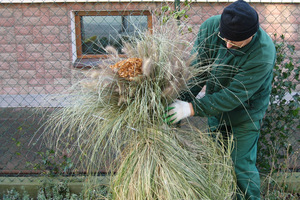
[39,13,237,199]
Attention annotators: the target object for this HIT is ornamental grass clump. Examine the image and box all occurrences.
[41,19,236,199]
[112,127,235,200]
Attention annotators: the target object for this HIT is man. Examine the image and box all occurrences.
[165,0,276,199]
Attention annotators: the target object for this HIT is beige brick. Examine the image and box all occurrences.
[6,27,15,42]
[59,27,70,43]
[44,69,63,79]
[60,61,73,76]
[294,42,300,50]
[0,69,11,79]
[16,52,27,63]
[0,35,8,45]
[284,33,299,42]
[18,61,36,70]
[189,15,204,25]
[27,52,44,62]
[35,65,45,79]
[0,44,16,53]
[15,26,33,35]
[40,15,50,26]
[33,34,60,44]
[0,27,8,35]
[0,62,10,70]
[15,35,34,44]
[4,78,18,85]
[28,78,46,85]
[0,53,17,62]
[281,6,297,19]
[17,70,37,79]
[41,26,60,35]
[22,17,41,26]
[41,44,51,53]
[19,87,31,95]
[282,24,298,33]
[32,26,42,37]
[263,4,282,15]
[43,52,70,61]
[8,68,20,78]
[49,6,67,16]
[6,86,24,95]
[45,85,66,93]
[50,16,68,26]
[0,8,14,18]
[44,60,68,70]
[265,14,280,24]
[54,78,71,85]
[17,79,28,85]
[27,86,46,94]
[15,44,25,52]
[13,9,23,26]
[23,6,41,17]
[0,17,15,27]
[26,44,45,52]
[51,43,70,52]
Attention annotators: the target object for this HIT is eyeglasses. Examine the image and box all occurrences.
[218,32,246,49]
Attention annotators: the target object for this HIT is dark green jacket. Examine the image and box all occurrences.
[186,15,276,126]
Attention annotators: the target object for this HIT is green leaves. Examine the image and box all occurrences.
[258,34,300,174]
[156,1,191,25]
[26,149,75,177]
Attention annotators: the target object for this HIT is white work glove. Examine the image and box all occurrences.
[164,99,194,124]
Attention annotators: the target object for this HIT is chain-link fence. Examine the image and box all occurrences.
[0,0,299,196]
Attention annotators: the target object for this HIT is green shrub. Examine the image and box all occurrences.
[2,187,31,200]
[258,34,299,173]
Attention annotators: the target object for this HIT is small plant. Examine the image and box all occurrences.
[263,190,299,200]
[2,187,31,200]
[26,149,74,176]
[156,0,191,24]
[258,34,299,174]
[1,182,109,200]
[37,181,79,200]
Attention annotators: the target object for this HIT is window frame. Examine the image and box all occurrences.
[74,10,153,61]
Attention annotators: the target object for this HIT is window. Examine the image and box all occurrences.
[74,11,152,67]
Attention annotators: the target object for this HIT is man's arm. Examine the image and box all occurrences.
[191,61,274,117]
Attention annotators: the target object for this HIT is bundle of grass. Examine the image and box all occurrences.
[112,127,236,200]
[40,18,236,199]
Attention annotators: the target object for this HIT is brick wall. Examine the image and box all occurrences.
[0,2,299,97]
[0,3,73,95]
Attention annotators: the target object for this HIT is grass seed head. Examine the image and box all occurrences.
[142,57,153,78]
[105,45,119,57]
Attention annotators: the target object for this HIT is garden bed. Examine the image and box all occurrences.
[1,173,299,199]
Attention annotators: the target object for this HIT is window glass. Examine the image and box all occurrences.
[81,15,148,55]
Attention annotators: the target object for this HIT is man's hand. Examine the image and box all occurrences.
[164,100,194,124]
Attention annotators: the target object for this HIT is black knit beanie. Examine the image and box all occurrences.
[219,0,259,41]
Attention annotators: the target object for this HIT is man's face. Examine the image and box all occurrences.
[218,33,254,49]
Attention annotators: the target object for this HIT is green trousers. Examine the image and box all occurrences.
[208,119,261,200]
